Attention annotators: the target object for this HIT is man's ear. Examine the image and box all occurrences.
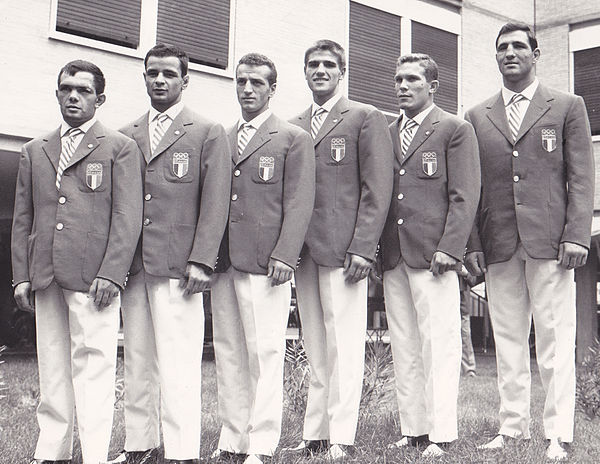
[182,74,190,90]
[429,80,439,95]
[95,94,106,107]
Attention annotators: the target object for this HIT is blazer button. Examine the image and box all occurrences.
[399,169,406,176]
[234,169,241,177]
[145,193,152,201]
[513,150,519,157]
[513,175,520,182]
[143,218,151,226]
[397,218,404,225]
[58,196,66,204]
[397,193,404,200]
[56,223,64,230]
[231,193,238,201]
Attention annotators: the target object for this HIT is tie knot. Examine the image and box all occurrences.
[508,94,525,107]
[64,127,83,139]
[157,113,169,124]
[403,118,417,132]
[313,107,326,118]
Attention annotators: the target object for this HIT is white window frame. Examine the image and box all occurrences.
[48,0,237,78]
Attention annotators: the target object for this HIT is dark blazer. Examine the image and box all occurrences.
[465,84,595,264]
[216,114,315,275]
[290,96,394,266]
[12,121,143,292]
[120,106,231,278]
[380,105,480,270]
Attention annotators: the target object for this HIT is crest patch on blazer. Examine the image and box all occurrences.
[422,152,438,176]
[259,156,275,181]
[331,137,346,162]
[86,163,103,190]
[541,128,557,152]
[172,152,189,178]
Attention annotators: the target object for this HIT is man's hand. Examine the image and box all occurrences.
[429,251,459,277]
[465,251,487,276]
[268,259,294,286]
[179,263,212,297]
[558,242,588,270]
[14,281,34,313]
[343,253,372,284]
[88,278,120,309]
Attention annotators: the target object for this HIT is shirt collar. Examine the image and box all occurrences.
[502,78,539,106]
[238,108,272,131]
[311,91,343,116]
[60,117,97,137]
[401,104,435,130]
[148,101,184,124]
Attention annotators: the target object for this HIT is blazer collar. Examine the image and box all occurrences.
[312,96,350,146]
[400,105,441,164]
[42,121,104,171]
[230,114,278,165]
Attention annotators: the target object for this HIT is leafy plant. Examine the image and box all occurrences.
[576,338,600,420]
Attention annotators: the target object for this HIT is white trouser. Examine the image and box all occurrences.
[34,279,120,464]
[211,268,290,456]
[295,254,367,445]
[383,261,461,443]
[121,269,204,460]
[486,245,576,442]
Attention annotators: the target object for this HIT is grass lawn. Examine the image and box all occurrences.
[1,351,600,463]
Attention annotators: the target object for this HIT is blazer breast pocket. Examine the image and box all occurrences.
[415,150,444,179]
[322,135,356,166]
[78,159,111,192]
[251,153,284,185]
[163,148,197,183]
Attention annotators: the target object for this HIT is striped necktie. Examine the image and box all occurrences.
[151,113,169,154]
[56,127,83,190]
[311,107,327,139]
[507,93,526,142]
[238,123,253,157]
[401,118,418,155]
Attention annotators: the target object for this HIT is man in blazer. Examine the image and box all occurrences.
[465,23,594,460]
[288,39,393,460]
[12,60,143,464]
[210,53,315,464]
[115,44,231,464]
[380,54,480,457]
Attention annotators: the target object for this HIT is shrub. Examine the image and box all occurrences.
[576,338,600,420]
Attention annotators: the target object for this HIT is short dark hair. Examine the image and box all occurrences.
[396,53,438,82]
[236,53,278,85]
[144,43,189,76]
[304,39,346,70]
[57,60,106,94]
[496,22,538,51]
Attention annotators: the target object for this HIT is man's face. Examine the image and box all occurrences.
[495,30,539,84]
[55,71,104,127]
[144,55,189,112]
[236,64,276,120]
[304,50,345,103]
[394,61,437,118]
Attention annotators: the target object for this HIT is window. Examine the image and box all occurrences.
[411,21,458,114]
[574,47,600,136]
[349,1,401,114]
[54,0,231,71]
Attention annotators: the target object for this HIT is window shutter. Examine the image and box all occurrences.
[411,21,458,114]
[157,0,230,70]
[56,0,141,48]
[574,47,600,136]
[349,1,401,114]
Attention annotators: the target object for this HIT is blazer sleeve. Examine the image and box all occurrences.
[437,120,481,261]
[561,95,595,248]
[96,138,144,288]
[270,130,316,268]
[11,146,33,286]
[464,110,484,254]
[188,123,232,270]
[346,109,394,260]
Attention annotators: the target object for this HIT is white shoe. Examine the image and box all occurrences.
[546,439,568,461]
[478,435,505,450]
[211,449,236,460]
[282,441,307,452]
[422,443,446,457]
[387,436,410,449]
[325,444,347,461]
[243,454,265,464]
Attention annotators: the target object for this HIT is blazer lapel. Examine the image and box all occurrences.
[237,115,276,165]
[486,92,513,144]
[41,128,62,172]
[313,97,347,146]
[228,125,238,163]
[389,117,403,166]
[402,106,439,164]
[131,112,152,163]
[150,108,190,162]
[66,121,103,169]
[515,85,552,143]
[295,106,312,135]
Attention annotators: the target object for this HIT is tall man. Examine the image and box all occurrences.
[380,54,480,457]
[211,53,315,464]
[12,60,143,464]
[116,44,231,464]
[289,39,394,460]
[465,23,595,460]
